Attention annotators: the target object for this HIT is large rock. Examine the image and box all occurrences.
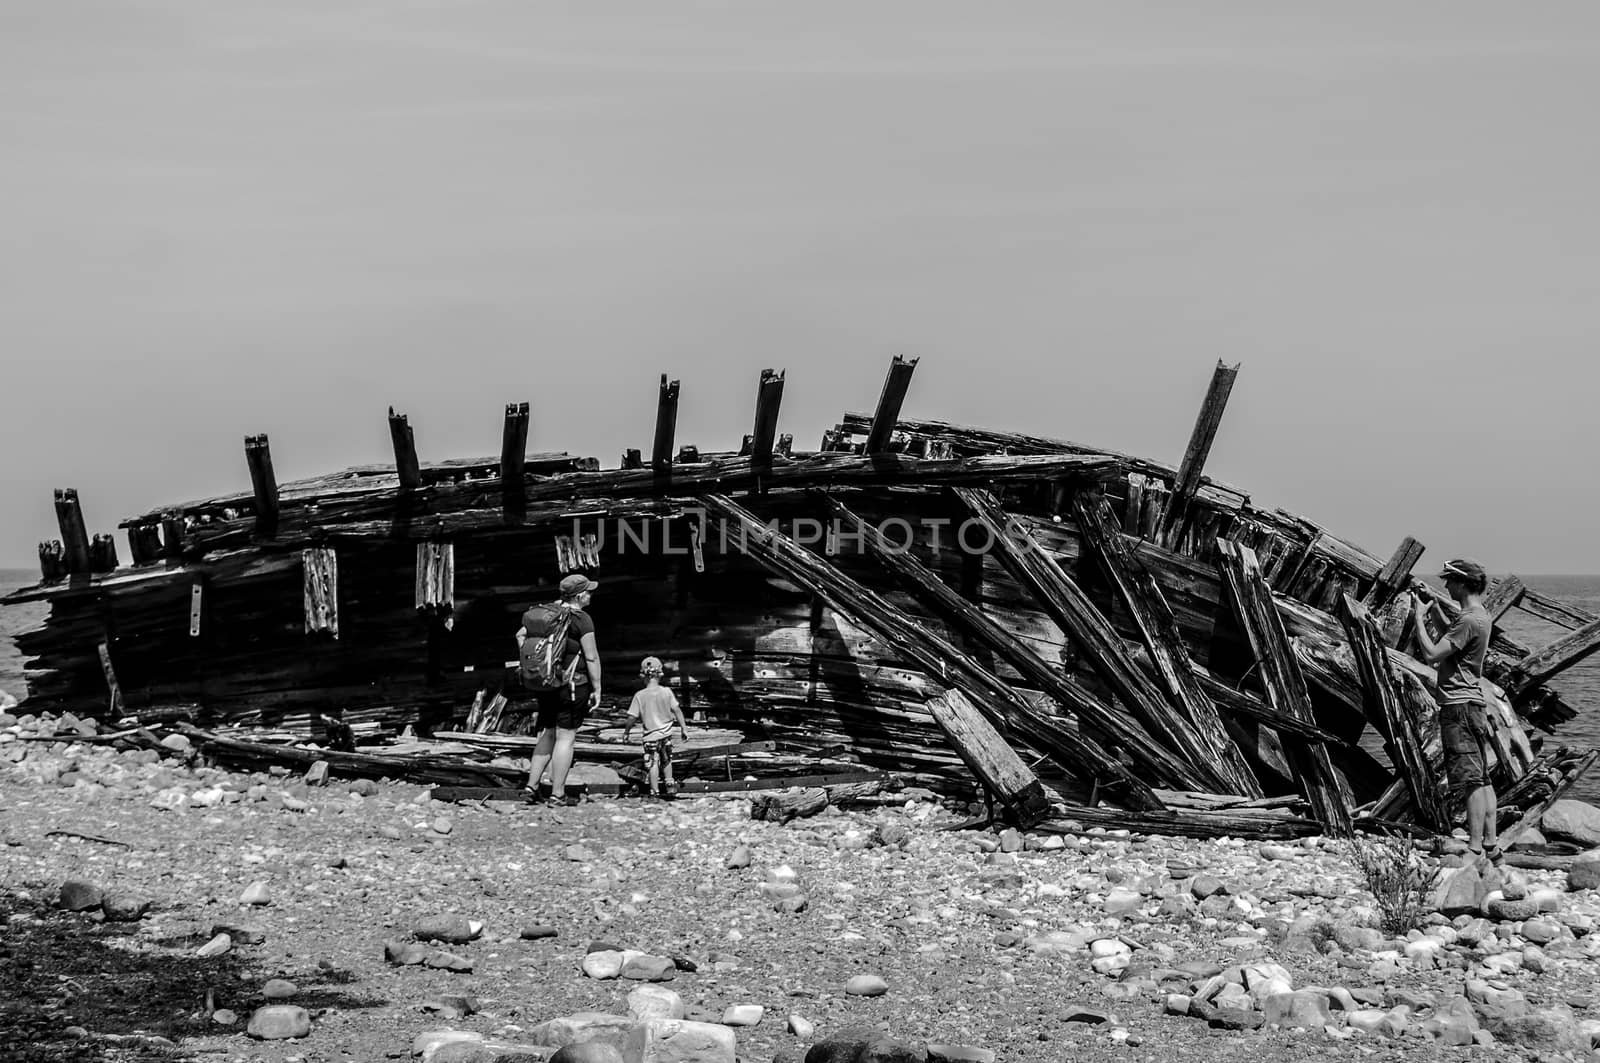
[415,914,483,944]
[860,1040,926,1063]
[1543,801,1600,847]
[1262,991,1331,1030]
[530,1013,635,1048]
[1422,996,1479,1045]
[620,954,676,981]
[628,986,685,1023]
[624,1019,736,1063]
[1568,854,1600,892]
[551,1044,623,1063]
[58,880,103,912]
[1432,862,1493,915]
[805,1027,884,1063]
[245,1005,311,1040]
[101,892,151,922]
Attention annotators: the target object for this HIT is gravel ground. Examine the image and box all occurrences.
[3,733,1598,1063]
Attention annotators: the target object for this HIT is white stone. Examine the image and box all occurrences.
[721,1005,763,1026]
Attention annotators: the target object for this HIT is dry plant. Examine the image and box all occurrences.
[1348,832,1441,936]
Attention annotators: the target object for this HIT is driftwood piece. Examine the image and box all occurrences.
[1068,492,1261,796]
[699,493,1162,814]
[1337,595,1446,830]
[1215,540,1353,836]
[751,787,829,823]
[1158,359,1238,550]
[829,492,1206,793]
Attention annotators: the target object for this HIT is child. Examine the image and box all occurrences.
[623,656,688,799]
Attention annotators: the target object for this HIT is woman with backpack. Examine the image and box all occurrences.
[519,573,601,806]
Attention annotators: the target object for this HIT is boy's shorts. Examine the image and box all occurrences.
[642,737,673,772]
[1440,700,1490,796]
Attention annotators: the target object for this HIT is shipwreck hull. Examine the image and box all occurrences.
[8,360,1599,836]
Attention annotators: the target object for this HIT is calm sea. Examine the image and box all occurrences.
[3,568,1598,800]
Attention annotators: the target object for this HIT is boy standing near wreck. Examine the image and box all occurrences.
[624,656,688,799]
[1412,558,1497,858]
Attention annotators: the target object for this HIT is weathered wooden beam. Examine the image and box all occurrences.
[415,542,455,613]
[37,540,66,583]
[302,546,339,638]
[243,435,279,537]
[1362,536,1426,609]
[89,533,119,574]
[97,641,124,717]
[827,493,1211,793]
[1065,490,1262,796]
[1517,587,1593,631]
[699,493,1164,814]
[863,355,918,454]
[1498,749,1599,851]
[388,407,422,491]
[651,375,680,473]
[1481,575,1527,621]
[1214,539,1354,836]
[1337,595,1446,831]
[1505,617,1600,699]
[53,488,92,574]
[499,402,529,514]
[1193,672,1348,745]
[1159,360,1238,549]
[749,368,786,470]
[926,690,1054,825]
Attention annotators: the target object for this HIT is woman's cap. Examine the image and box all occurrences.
[1439,558,1486,583]
[559,573,599,597]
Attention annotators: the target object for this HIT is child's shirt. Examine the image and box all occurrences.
[628,685,681,742]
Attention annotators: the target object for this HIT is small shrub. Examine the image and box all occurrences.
[1348,833,1441,936]
[1306,918,1339,954]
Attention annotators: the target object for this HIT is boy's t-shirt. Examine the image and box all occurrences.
[628,685,680,741]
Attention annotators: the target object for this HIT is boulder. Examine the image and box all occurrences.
[1422,996,1479,1045]
[261,979,297,1000]
[101,892,151,922]
[1486,897,1539,922]
[845,974,888,997]
[1432,862,1492,915]
[1262,991,1331,1030]
[385,940,430,965]
[1543,801,1600,847]
[628,986,685,1023]
[58,880,103,912]
[551,1044,624,1063]
[620,954,676,981]
[415,914,483,944]
[860,1040,926,1063]
[624,1019,736,1063]
[245,1005,311,1040]
[422,951,474,972]
[1189,875,1226,900]
[530,1013,635,1048]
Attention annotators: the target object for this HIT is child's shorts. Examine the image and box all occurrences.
[643,737,673,773]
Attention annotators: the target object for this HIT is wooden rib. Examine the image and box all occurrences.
[243,436,278,538]
[388,408,422,491]
[1362,536,1426,609]
[749,368,786,469]
[53,488,92,575]
[1337,594,1446,830]
[499,402,529,515]
[863,355,918,454]
[1067,491,1262,796]
[1481,575,1527,621]
[651,375,680,473]
[1517,587,1596,631]
[1159,360,1239,549]
[826,492,1210,793]
[699,493,1164,813]
[1214,539,1353,836]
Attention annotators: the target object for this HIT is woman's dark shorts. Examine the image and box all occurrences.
[1440,700,1490,795]
[533,686,587,731]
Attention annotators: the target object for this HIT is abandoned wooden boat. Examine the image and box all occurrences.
[7,358,1598,838]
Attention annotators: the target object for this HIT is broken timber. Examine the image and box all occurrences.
[699,492,1161,816]
[1158,360,1238,551]
[1215,540,1354,836]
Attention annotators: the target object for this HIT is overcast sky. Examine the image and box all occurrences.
[4,2,1599,574]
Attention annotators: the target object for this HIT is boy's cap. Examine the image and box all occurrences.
[1439,558,1486,582]
[559,574,599,597]
[640,656,664,675]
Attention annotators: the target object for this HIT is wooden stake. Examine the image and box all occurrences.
[864,355,918,454]
[1158,360,1239,549]
[500,402,529,516]
[389,407,422,491]
[749,368,786,471]
[53,488,92,574]
[1215,539,1354,836]
[652,376,680,473]
[244,435,279,537]
[1362,536,1426,609]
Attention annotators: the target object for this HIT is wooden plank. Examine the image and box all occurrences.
[97,641,125,717]
[1362,536,1426,609]
[1336,594,1447,830]
[302,547,339,638]
[927,690,1053,823]
[651,375,680,473]
[699,493,1164,814]
[1193,672,1348,744]
[189,581,204,638]
[863,355,918,454]
[1158,360,1238,549]
[1065,491,1262,796]
[244,435,279,537]
[1214,539,1353,836]
[500,402,529,516]
[54,488,92,575]
[827,492,1209,793]
[1505,617,1600,698]
[1518,587,1597,631]
[388,408,422,491]
[1481,574,1526,621]
[748,368,786,470]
